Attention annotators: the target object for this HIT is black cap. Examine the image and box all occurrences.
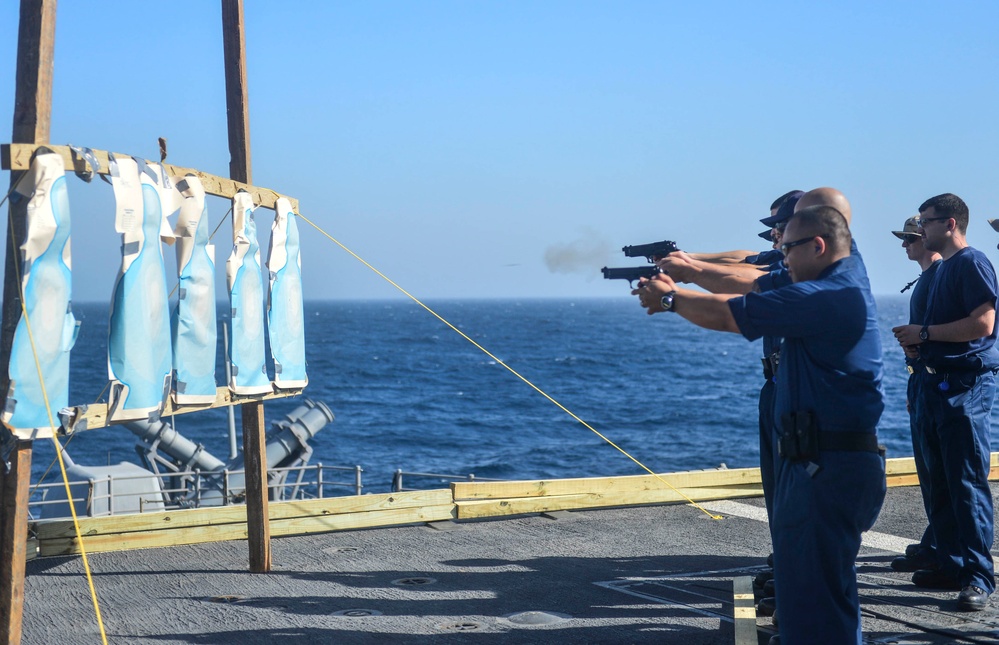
[760,190,804,227]
[758,229,774,240]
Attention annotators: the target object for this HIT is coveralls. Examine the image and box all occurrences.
[915,246,998,593]
[730,253,886,645]
[906,260,941,557]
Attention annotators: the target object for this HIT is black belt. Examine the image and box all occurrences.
[818,431,880,453]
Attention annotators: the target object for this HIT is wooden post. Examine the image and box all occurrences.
[222,0,271,573]
[1,1,57,642]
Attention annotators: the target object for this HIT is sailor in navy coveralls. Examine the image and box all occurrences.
[889,216,942,573]
[892,193,997,612]
[637,201,885,645]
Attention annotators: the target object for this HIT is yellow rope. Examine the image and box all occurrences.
[296,211,723,520]
[5,170,109,643]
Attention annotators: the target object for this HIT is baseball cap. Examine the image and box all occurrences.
[760,190,804,227]
[758,229,774,240]
[989,218,999,233]
[892,217,921,240]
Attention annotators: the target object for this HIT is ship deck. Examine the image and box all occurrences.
[22,482,999,644]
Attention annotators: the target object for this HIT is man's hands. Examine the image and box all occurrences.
[892,324,923,348]
[632,273,677,315]
[656,250,698,283]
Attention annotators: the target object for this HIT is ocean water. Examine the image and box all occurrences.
[29,296,995,495]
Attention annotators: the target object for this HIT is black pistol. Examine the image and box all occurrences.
[601,265,662,287]
[622,239,680,262]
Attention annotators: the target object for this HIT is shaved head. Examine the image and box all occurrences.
[794,187,852,226]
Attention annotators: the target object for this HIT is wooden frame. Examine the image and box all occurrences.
[1,143,298,212]
[59,386,305,434]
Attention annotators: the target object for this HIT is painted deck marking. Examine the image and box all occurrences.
[699,499,913,554]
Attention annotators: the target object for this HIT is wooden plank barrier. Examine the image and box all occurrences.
[28,452,999,557]
[35,489,455,556]
[452,467,764,520]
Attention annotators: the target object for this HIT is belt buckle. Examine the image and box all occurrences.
[925,366,937,374]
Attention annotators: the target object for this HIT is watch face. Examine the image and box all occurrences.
[660,293,674,311]
[919,328,928,341]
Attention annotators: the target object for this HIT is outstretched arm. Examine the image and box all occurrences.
[657,251,765,295]
[632,273,741,333]
[687,249,759,264]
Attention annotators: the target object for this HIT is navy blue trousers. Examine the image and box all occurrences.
[771,450,885,645]
[759,378,776,526]
[907,372,935,553]
[916,370,996,592]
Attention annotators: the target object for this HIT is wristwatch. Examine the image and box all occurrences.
[660,291,676,312]
[919,325,930,341]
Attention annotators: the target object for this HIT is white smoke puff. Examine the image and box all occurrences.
[544,229,614,277]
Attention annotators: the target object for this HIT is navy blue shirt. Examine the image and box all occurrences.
[761,257,786,361]
[728,254,885,433]
[909,260,941,325]
[744,249,784,266]
[906,260,941,368]
[919,246,999,371]
[757,239,868,294]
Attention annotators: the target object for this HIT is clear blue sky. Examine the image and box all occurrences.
[2,1,998,301]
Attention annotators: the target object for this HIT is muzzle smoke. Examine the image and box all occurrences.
[544,229,614,278]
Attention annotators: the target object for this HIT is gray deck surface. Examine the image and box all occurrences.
[21,483,999,644]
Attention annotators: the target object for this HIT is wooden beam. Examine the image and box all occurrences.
[35,489,455,540]
[1,2,56,643]
[454,484,765,519]
[452,466,762,500]
[240,401,270,571]
[221,0,270,574]
[9,0,55,145]
[59,385,304,434]
[36,490,456,556]
[0,446,32,644]
[1,143,298,212]
[222,0,252,186]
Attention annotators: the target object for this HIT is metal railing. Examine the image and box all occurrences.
[391,469,505,492]
[29,462,364,522]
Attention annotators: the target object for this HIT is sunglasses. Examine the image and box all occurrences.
[779,236,815,255]
[916,216,950,226]
[901,235,920,246]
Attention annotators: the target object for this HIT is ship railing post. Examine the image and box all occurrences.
[354,465,363,496]
[85,480,94,517]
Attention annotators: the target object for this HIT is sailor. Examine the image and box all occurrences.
[645,192,885,645]
[891,193,998,612]
[743,189,803,269]
[682,189,802,269]
[888,216,942,573]
[648,191,803,607]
